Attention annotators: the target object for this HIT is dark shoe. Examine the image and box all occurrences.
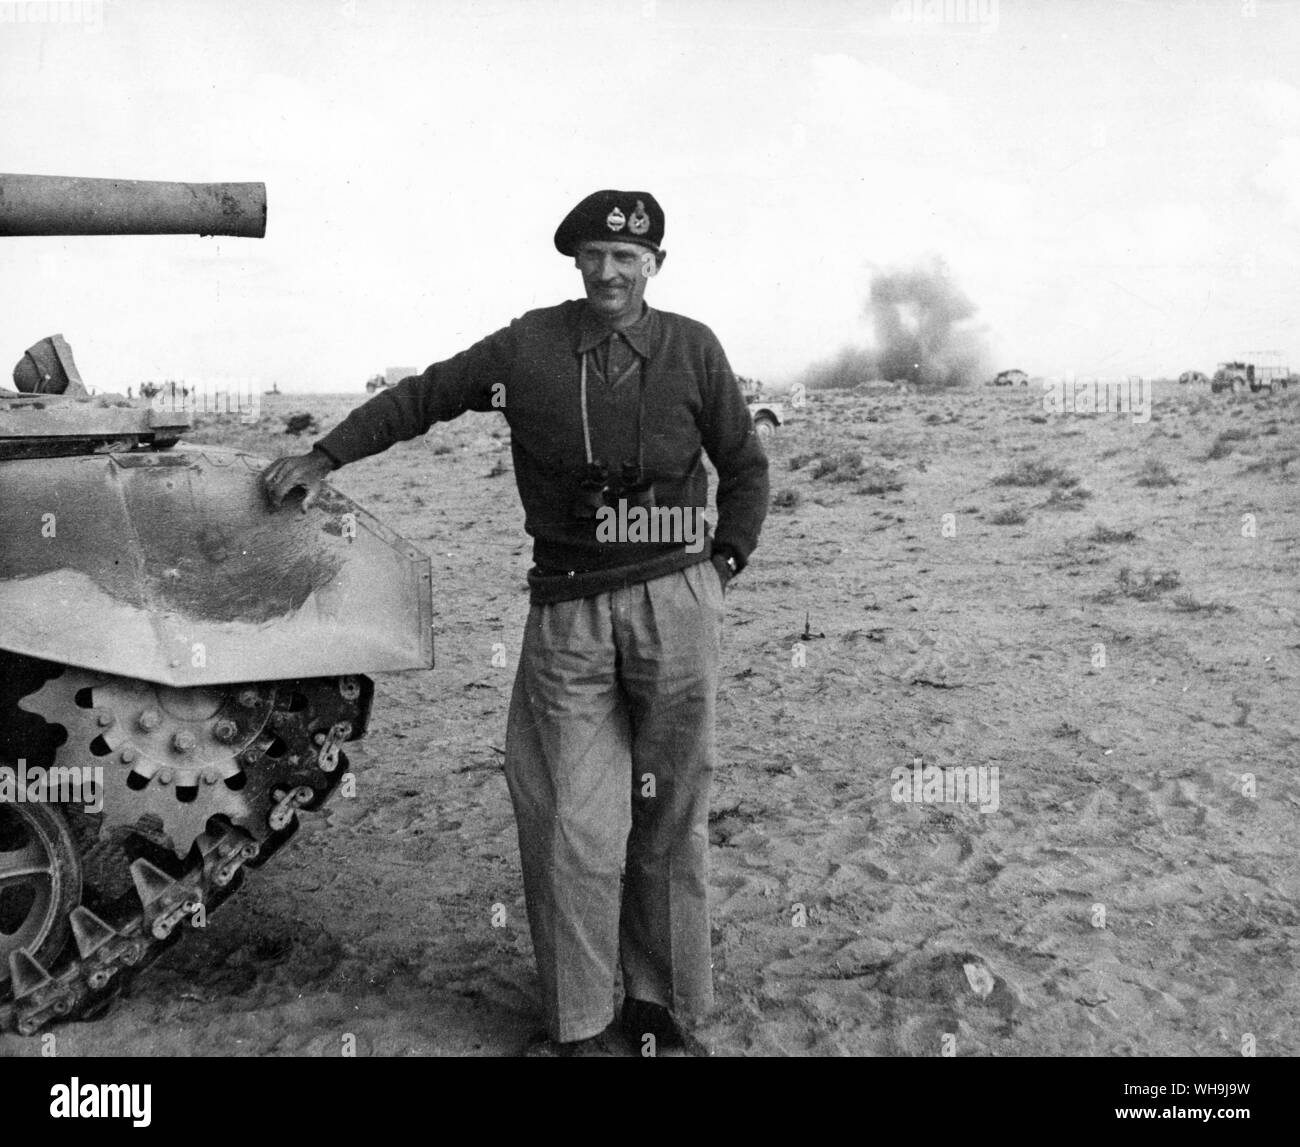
[620,998,712,1057]
[522,1024,627,1057]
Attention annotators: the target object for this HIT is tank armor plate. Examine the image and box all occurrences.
[0,444,434,686]
[0,391,191,459]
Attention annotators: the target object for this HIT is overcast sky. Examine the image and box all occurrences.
[3,0,1300,392]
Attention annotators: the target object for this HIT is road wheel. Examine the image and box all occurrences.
[0,800,81,991]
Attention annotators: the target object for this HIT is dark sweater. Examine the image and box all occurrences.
[314,300,769,604]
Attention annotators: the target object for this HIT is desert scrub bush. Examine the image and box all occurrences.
[429,442,454,456]
[771,487,802,510]
[282,412,319,435]
[1089,524,1138,544]
[988,506,1028,526]
[872,435,912,460]
[1170,592,1235,615]
[1040,486,1093,511]
[856,464,904,495]
[1135,458,1178,487]
[1241,451,1298,476]
[811,450,866,483]
[993,458,1078,487]
[1113,566,1181,601]
[1205,428,1251,460]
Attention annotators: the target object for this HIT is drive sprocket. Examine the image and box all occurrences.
[18,669,275,855]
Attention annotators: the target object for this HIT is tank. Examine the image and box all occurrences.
[0,175,433,1036]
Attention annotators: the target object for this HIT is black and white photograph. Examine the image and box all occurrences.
[0,0,1296,1105]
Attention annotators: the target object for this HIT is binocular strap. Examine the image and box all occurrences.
[579,350,646,474]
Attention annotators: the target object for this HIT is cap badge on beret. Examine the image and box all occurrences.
[555,190,664,255]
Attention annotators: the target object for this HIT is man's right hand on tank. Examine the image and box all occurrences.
[261,450,334,511]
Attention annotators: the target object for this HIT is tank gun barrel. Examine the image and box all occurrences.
[0,174,266,238]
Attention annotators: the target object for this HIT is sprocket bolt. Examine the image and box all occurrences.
[121,747,139,764]
[97,711,115,727]
[139,709,162,732]
[171,731,196,753]
[212,719,239,743]
[236,689,260,708]
[158,768,175,785]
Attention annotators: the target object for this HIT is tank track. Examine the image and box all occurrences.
[0,658,371,1036]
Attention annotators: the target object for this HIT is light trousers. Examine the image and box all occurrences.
[504,560,723,1042]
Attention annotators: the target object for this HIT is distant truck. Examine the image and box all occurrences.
[365,366,418,393]
[1211,360,1291,393]
[991,368,1029,387]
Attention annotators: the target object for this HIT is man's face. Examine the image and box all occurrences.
[575,240,662,325]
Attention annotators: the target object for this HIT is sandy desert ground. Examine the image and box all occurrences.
[4,378,1297,1058]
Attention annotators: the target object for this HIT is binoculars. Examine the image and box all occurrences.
[571,460,656,520]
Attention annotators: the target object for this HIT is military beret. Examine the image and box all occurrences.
[554,190,664,256]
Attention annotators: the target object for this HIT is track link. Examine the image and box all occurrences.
[1,667,371,1036]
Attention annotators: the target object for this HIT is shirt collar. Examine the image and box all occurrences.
[574,301,655,358]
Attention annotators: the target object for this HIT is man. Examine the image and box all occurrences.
[262,190,769,1056]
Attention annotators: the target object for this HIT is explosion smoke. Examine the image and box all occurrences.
[802,258,990,389]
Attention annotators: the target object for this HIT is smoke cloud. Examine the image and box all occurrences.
[802,258,990,389]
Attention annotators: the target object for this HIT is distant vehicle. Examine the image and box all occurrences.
[735,376,784,439]
[747,396,784,440]
[1212,362,1250,393]
[365,366,417,393]
[1211,359,1290,394]
[991,368,1028,387]
[1178,370,1209,386]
